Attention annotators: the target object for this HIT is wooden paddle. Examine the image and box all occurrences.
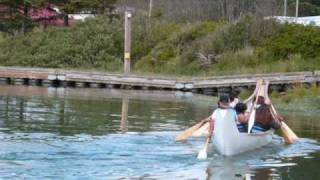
[263,81,298,144]
[197,137,210,160]
[244,79,263,104]
[269,103,299,144]
[247,81,263,133]
[175,118,209,141]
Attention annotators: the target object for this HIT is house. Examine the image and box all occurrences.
[266,16,320,27]
[0,4,76,27]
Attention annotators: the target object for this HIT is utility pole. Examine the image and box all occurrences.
[124,11,132,74]
[284,0,287,16]
[149,0,153,19]
[295,0,299,21]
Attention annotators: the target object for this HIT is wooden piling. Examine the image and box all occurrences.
[124,11,132,74]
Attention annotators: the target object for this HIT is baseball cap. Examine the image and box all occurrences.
[219,94,230,103]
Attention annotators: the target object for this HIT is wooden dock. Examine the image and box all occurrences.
[0,67,319,95]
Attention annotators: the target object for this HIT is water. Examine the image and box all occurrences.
[0,85,319,179]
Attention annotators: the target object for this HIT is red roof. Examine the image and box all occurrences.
[0,4,76,26]
[28,7,60,20]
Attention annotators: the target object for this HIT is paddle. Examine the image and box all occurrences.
[269,103,299,144]
[175,118,209,141]
[197,137,210,160]
[280,121,299,144]
[263,81,298,144]
[247,81,262,133]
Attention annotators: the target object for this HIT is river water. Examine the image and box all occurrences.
[0,85,319,179]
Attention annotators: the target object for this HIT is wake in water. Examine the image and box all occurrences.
[2,131,318,179]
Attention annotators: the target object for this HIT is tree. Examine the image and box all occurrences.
[0,0,49,34]
[0,0,118,34]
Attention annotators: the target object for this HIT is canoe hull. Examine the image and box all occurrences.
[212,130,273,156]
[212,110,273,156]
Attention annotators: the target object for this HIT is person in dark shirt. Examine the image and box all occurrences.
[251,96,282,133]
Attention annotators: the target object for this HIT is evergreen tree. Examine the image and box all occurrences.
[0,0,118,33]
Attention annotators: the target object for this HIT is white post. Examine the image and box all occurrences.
[284,0,287,17]
[295,0,299,21]
[149,0,153,19]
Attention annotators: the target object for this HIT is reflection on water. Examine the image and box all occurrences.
[0,85,319,179]
[0,86,210,135]
[121,98,129,133]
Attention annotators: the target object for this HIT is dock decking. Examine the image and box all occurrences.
[0,67,319,95]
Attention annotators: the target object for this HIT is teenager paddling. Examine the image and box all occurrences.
[208,94,237,139]
[251,96,282,133]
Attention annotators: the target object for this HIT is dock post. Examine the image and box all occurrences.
[42,80,52,87]
[75,82,87,88]
[14,78,24,85]
[0,78,7,85]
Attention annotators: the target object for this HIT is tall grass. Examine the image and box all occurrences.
[273,83,320,104]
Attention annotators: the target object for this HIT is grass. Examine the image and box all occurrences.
[237,84,320,113]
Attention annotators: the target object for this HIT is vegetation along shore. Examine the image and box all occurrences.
[0,0,320,76]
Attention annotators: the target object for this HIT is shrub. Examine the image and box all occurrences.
[0,16,123,71]
[260,24,320,59]
[238,89,251,101]
[134,21,219,75]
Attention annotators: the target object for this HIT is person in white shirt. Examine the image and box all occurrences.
[208,94,237,139]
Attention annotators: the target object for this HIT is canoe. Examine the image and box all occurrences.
[191,111,274,156]
[212,110,273,156]
[190,79,274,156]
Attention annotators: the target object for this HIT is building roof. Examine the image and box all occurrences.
[266,16,320,27]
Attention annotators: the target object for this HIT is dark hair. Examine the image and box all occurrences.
[257,96,265,104]
[219,94,230,103]
[235,103,247,114]
[230,91,238,101]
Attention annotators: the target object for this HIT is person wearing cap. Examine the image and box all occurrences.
[207,94,237,139]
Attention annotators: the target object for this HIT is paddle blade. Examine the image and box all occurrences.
[247,110,256,133]
[281,122,299,144]
[191,122,210,137]
[197,148,207,160]
[197,138,210,160]
[176,123,202,141]
[176,119,207,141]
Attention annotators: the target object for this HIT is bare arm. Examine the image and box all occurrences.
[238,114,249,124]
[208,117,215,139]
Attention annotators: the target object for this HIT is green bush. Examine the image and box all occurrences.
[278,83,320,104]
[0,32,6,43]
[101,16,320,75]
[134,21,219,75]
[0,16,123,71]
[260,24,320,59]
